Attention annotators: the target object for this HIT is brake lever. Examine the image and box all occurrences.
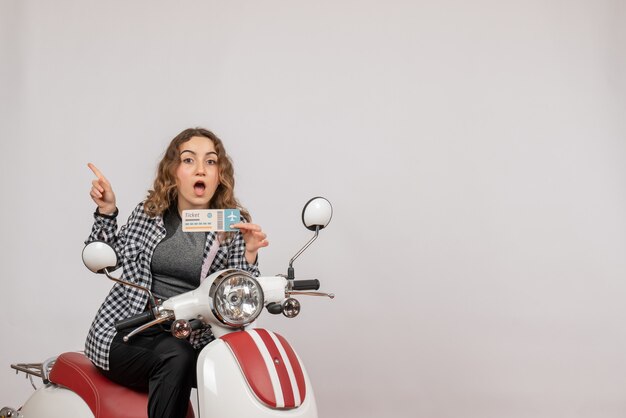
[287,291,335,299]
[123,311,173,342]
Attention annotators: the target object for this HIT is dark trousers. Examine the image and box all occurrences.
[98,328,198,418]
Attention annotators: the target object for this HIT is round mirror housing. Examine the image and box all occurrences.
[82,241,118,273]
[302,197,333,231]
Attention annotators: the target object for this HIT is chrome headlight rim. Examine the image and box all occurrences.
[208,269,264,328]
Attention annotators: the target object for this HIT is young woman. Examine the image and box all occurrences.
[85,128,268,418]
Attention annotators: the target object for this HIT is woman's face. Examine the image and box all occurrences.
[175,136,220,212]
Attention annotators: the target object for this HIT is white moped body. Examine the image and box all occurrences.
[9,328,317,418]
[2,197,333,418]
[16,386,91,418]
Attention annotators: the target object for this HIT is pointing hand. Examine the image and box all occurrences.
[88,163,117,215]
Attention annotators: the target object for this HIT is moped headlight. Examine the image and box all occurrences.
[209,270,264,327]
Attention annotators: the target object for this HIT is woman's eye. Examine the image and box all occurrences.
[206,159,217,165]
[182,157,194,164]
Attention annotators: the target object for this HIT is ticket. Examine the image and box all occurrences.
[182,209,241,232]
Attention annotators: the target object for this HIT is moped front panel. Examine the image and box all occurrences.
[197,331,317,418]
[221,329,306,408]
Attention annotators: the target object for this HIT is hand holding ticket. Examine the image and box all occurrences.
[182,209,241,232]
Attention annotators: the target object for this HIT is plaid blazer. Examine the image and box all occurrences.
[84,202,259,370]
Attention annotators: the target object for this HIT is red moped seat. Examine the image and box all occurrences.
[49,352,195,418]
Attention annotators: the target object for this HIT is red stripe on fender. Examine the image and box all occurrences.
[222,331,277,407]
[256,329,296,408]
[275,332,307,403]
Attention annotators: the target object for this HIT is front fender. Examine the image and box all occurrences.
[197,329,317,418]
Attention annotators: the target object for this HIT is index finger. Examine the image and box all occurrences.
[87,163,106,180]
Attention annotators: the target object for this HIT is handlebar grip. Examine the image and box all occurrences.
[115,311,154,331]
[292,279,320,291]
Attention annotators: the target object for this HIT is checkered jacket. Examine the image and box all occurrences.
[84,202,259,370]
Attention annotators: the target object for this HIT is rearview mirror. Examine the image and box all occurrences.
[82,241,118,273]
[302,197,333,231]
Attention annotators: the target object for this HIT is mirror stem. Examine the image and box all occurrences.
[288,226,320,280]
[104,268,159,309]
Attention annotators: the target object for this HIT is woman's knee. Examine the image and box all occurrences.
[153,336,196,379]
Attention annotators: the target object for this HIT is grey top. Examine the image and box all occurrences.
[150,208,206,300]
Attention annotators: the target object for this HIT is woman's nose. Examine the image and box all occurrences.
[196,162,206,175]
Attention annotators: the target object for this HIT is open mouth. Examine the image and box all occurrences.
[194,181,206,196]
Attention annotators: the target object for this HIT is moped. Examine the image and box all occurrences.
[1,197,334,418]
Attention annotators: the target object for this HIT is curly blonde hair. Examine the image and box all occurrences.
[144,128,250,221]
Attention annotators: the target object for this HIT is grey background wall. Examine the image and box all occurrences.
[1,1,626,417]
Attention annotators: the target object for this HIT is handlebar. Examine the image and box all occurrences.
[115,311,155,331]
[291,279,320,291]
[114,277,329,335]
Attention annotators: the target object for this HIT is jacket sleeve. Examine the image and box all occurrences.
[86,210,118,244]
[226,229,260,277]
[85,204,142,271]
